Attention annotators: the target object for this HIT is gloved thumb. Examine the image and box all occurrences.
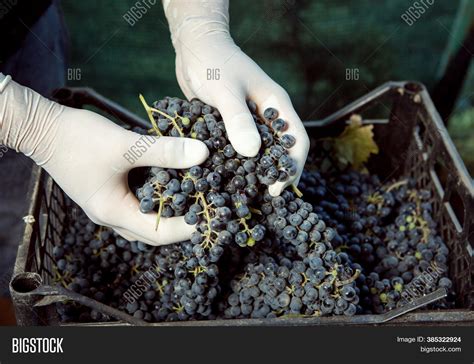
[122,133,209,169]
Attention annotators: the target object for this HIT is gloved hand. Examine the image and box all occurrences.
[0,74,209,246]
[163,0,310,196]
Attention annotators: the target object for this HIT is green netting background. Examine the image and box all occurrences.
[61,0,473,170]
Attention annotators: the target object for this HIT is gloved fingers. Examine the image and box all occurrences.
[268,181,286,198]
[114,192,195,246]
[251,82,310,196]
[175,55,197,101]
[268,129,308,197]
[211,87,261,157]
[122,133,209,169]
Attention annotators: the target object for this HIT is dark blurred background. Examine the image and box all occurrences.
[0,0,472,323]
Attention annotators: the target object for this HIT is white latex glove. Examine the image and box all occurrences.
[163,0,310,196]
[0,74,209,246]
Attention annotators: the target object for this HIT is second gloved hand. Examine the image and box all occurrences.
[163,0,310,197]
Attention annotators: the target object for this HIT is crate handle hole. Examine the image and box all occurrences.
[448,189,465,231]
[434,159,448,192]
[10,272,42,293]
[404,82,423,93]
[415,119,427,144]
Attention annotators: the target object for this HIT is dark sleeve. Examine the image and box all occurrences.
[0,0,53,62]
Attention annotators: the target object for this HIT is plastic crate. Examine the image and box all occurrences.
[9,81,474,326]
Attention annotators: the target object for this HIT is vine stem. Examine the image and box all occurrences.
[385,179,408,193]
[291,184,303,198]
[140,96,185,138]
[336,269,361,287]
[139,94,163,136]
[155,197,164,231]
[239,217,251,233]
[197,192,214,248]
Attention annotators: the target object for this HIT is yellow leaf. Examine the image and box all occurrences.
[333,116,379,170]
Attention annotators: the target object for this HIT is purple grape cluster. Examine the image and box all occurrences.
[49,99,454,324]
[298,168,455,313]
[131,96,358,319]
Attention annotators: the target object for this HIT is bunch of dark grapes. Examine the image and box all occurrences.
[136,98,299,248]
[54,203,190,322]
[50,101,455,324]
[131,96,357,319]
[213,186,360,318]
[218,244,359,318]
[298,167,455,314]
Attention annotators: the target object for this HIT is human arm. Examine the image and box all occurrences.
[0,73,209,245]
